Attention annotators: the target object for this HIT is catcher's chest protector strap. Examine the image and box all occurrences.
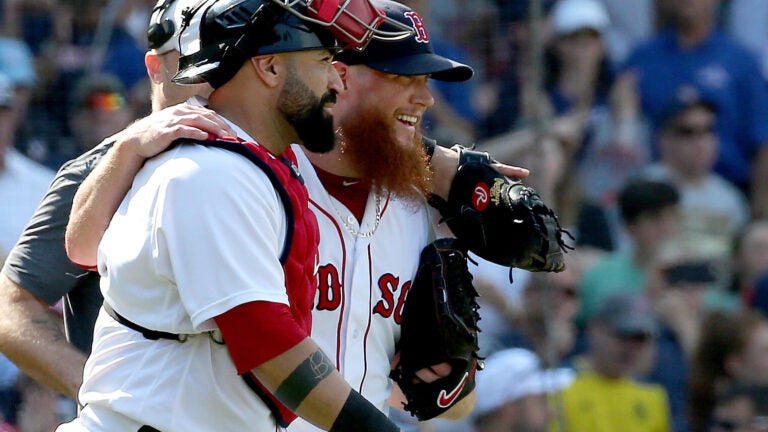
[101,302,222,343]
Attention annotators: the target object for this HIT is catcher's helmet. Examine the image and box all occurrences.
[173,0,413,88]
[173,0,341,88]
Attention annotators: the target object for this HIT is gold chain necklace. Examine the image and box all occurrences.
[331,194,382,238]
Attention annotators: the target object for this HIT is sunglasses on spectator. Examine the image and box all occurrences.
[670,124,715,138]
[85,92,127,113]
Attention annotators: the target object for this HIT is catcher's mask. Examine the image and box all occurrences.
[274,0,414,48]
[172,0,412,88]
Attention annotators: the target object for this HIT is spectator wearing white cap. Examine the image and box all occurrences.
[472,348,574,432]
[551,0,610,37]
[534,0,650,260]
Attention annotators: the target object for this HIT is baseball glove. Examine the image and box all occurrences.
[390,238,482,421]
[429,145,572,272]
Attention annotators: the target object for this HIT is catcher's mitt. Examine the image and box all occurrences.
[390,238,482,421]
[430,145,572,272]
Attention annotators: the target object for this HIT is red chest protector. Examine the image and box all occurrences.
[197,138,319,427]
[209,139,319,329]
[102,137,319,427]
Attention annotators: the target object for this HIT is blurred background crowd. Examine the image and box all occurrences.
[3,0,768,431]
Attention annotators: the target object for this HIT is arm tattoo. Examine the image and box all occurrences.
[273,349,335,411]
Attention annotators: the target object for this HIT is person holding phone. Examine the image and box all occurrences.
[644,241,729,432]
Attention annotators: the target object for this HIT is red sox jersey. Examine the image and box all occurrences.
[288,146,432,431]
[58,122,302,432]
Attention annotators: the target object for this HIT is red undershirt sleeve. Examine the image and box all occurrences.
[214,301,308,374]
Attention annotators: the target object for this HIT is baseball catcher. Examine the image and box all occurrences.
[429,143,572,273]
[390,238,482,421]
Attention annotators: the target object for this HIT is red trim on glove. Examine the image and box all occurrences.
[215,301,307,374]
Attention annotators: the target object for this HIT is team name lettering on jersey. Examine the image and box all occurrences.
[315,263,412,324]
[316,264,342,310]
[372,275,411,324]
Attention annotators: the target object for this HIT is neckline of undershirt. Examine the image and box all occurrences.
[313,165,372,223]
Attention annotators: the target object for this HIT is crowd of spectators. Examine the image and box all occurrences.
[412,0,768,431]
[3,0,768,431]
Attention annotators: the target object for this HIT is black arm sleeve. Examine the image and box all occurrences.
[330,391,400,432]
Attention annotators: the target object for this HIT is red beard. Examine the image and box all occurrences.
[337,105,432,204]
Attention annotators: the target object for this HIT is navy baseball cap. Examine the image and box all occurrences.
[656,84,719,129]
[334,0,474,82]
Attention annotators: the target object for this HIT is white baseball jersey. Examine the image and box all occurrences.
[57,122,293,432]
[287,146,433,431]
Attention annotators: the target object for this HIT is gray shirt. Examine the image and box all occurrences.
[1,140,114,354]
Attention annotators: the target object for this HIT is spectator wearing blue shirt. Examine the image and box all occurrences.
[621,0,768,217]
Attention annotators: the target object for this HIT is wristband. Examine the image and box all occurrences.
[330,391,399,432]
[450,144,495,165]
